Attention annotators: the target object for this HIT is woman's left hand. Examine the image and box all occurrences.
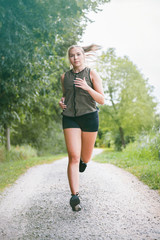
[74,77,90,91]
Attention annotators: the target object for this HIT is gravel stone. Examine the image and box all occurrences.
[0,149,160,240]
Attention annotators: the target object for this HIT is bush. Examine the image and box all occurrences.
[0,145,5,162]
[93,132,160,190]
[123,132,160,161]
[11,120,66,156]
[0,145,37,162]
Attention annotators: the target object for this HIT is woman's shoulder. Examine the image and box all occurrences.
[61,69,73,83]
[61,69,71,77]
[89,68,99,79]
[64,69,73,77]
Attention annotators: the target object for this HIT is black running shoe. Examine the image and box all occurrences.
[79,159,87,172]
[70,193,81,211]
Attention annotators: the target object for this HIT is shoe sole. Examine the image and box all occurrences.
[70,195,81,211]
[72,204,81,211]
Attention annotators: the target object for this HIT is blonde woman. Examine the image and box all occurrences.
[59,44,104,211]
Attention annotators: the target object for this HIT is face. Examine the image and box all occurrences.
[68,47,85,68]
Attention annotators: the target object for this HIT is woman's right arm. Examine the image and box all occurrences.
[59,73,67,110]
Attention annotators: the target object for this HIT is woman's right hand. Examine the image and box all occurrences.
[59,97,67,110]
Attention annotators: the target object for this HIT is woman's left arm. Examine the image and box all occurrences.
[89,69,105,105]
[74,69,105,105]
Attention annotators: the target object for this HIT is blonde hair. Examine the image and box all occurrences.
[67,44,101,68]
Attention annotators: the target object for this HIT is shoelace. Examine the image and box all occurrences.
[71,192,81,199]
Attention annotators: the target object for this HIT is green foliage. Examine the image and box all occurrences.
[0,145,5,162]
[93,132,160,191]
[0,145,37,162]
[96,130,113,148]
[124,132,160,162]
[96,48,157,149]
[11,119,66,155]
[0,0,110,151]
[153,113,160,132]
[0,0,110,125]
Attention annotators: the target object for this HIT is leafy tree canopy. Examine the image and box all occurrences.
[0,0,110,150]
[0,0,110,127]
[96,48,157,149]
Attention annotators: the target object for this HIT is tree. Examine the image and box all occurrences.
[97,49,157,149]
[0,0,110,150]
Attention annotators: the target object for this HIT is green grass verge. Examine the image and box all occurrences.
[93,149,160,193]
[0,153,67,192]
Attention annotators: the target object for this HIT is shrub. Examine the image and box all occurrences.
[11,121,66,156]
[0,145,5,162]
[0,145,37,162]
[123,132,160,161]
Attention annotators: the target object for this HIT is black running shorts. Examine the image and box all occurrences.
[62,111,99,132]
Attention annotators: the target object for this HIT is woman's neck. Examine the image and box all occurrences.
[72,65,86,73]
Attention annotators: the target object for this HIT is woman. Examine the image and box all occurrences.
[59,44,104,211]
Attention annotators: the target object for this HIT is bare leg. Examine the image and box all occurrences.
[81,131,98,163]
[63,128,81,195]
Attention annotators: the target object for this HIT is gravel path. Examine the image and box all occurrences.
[0,149,160,240]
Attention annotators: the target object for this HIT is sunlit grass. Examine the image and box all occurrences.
[0,154,67,192]
[93,148,160,193]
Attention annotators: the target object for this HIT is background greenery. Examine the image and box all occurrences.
[93,130,160,192]
[96,48,157,150]
[0,145,66,191]
[0,0,110,155]
[0,0,160,193]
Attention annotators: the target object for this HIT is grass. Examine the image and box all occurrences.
[1,137,160,194]
[0,153,67,192]
[93,148,160,193]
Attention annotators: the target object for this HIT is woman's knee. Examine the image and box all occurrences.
[68,155,80,164]
[81,151,92,163]
[81,156,91,164]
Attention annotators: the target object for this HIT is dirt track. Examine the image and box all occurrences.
[0,149,160,240]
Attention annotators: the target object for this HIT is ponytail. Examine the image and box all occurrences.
[67,43,101,68]
[82,44,101,53]
[83,44,101,67]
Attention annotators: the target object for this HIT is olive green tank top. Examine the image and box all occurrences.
[63,67,97,117]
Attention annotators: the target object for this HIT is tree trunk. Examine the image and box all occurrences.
[4,125,11,151]
[7,128,11,151]
[119,126,126,148]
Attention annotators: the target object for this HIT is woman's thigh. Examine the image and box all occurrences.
[63,128,82,161]
[81,131,98,163]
